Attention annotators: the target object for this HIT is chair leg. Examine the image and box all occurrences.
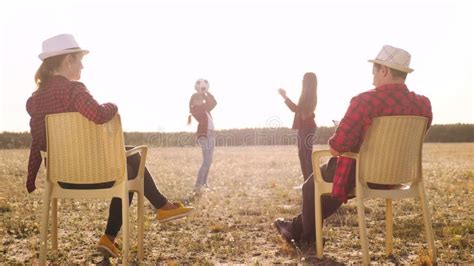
[419,185,436,263]
[315,187,324,259]
[138,188,144,261]
[52,198,58,251]
[356,191,370,265]
[122,193,129,265]
[39,183,52,266]
[386,199,393,255]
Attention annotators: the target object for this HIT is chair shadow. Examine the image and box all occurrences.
[299,244,345,265]
[302,255,344,265]
[95,257,111,266]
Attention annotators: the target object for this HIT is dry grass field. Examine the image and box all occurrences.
[0,143,473,264]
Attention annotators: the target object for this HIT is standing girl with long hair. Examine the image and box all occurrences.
[278,72,317,181]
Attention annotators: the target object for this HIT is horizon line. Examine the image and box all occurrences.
[1,122,473,134]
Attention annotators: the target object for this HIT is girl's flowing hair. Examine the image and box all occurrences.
[297,72,317,119]
[187,113,193,125]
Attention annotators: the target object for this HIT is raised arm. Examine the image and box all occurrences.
[278,88,299,113]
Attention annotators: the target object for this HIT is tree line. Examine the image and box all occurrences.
[1,124,473,149]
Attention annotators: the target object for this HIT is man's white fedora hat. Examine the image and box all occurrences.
[368,45,413,73]
[38,34,89,61]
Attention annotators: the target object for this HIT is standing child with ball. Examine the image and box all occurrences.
[188,79,217,191]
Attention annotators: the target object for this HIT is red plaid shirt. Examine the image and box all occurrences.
[191,92,217,137]
[328,83,432,202]
[26,75,118,193]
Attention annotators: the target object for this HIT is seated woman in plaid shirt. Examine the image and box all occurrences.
[26,34,194,258]
[274,45,433,247]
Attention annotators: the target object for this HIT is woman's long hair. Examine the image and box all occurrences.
[34,53,79,88]
[297,72,317,119]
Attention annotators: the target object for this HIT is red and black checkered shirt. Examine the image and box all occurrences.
[26,75,118,193]
[328,83,432,202]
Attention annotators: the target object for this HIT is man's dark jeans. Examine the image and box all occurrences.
[292,157,354,242]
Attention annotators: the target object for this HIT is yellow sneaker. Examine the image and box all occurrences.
[157,202,195,223]
[97,235,120,258]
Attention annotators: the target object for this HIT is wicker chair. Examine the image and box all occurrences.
[39,112,147,265]
[312,116,436,265]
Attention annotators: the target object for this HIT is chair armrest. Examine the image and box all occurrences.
[312,150,333,184]
[40,151,47,160]
[340,152,359,160]
[125,145,148,157]
[126,145,148,180]
[40,151,48,171]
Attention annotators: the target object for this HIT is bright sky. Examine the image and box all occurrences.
[1,0,473,132]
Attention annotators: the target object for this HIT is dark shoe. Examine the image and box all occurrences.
[274,218,296,243]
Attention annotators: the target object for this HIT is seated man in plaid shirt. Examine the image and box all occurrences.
[274,45,433,246]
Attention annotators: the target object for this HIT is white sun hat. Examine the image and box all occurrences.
[368,45,414,73]
[38,34,89,61]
